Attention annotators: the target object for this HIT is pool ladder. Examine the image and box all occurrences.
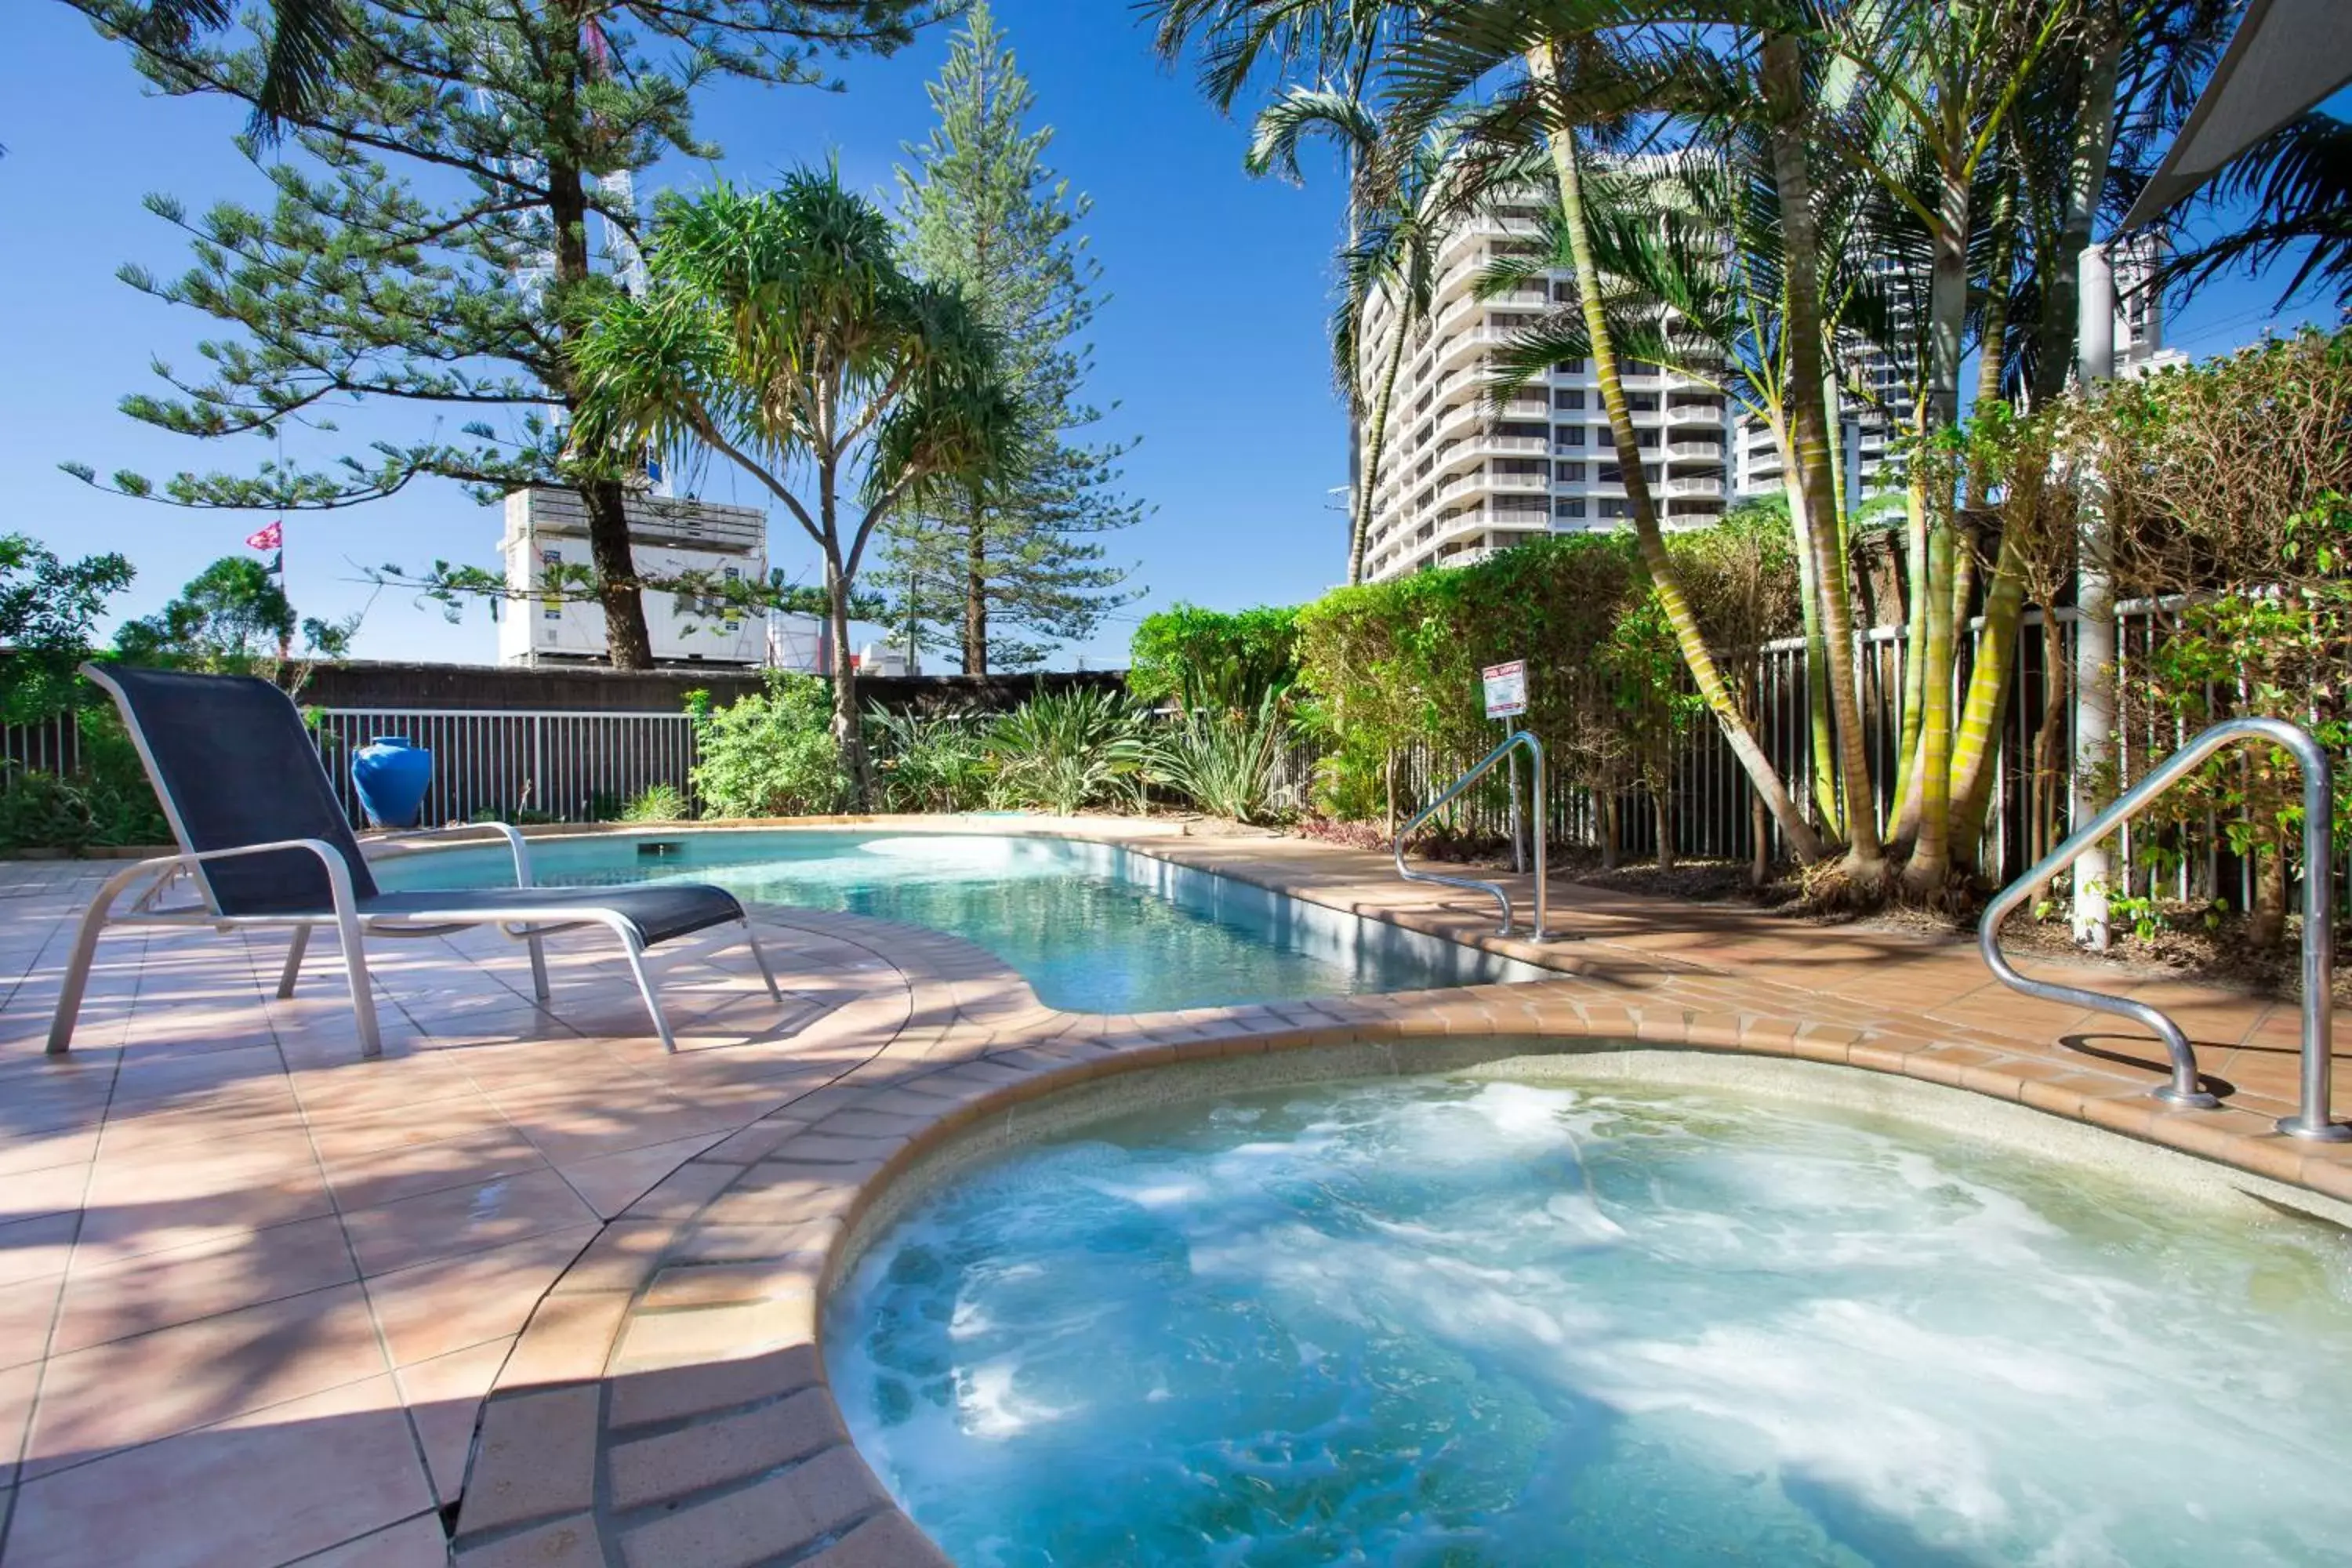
[1979,715,2347,1141]
[1395,730,1548,941]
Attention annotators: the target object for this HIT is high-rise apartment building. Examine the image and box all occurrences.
[1731,235,2179,511]
[1352,205,1734,583]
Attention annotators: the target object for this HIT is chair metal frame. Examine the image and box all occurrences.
[45,668,783,1059]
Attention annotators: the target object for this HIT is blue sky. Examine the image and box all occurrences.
[0,5,2337,669]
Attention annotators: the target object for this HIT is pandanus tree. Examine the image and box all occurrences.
[568,173,1018,806]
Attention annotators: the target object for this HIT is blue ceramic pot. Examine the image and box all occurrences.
[351,735,434,829]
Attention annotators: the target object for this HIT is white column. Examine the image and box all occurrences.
[2071,243,2116,950]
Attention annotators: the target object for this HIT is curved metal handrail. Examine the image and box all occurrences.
[1396,731,1548,939]
[1979,716,2346,1140]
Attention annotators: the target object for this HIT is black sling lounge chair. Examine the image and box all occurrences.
[45,664,782,1058]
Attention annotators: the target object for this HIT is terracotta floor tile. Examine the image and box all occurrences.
[393,1335,514,1504]
[51,1213,359,1356]
[5,1374,433,1568]
[24,1280,388,1479]
[0,1358,38,1488]
[0,1211,80,1289]
[0,1127,100,1179]
[552,1132,728,1220]
[320,1126,551,1214]
[281,1512,452,1568]
[365,1225,597,1368]
[0,1161,92,1227]
[0,1273,63,1369]
[344,1166,601,1278]
[71,1165,337,1261]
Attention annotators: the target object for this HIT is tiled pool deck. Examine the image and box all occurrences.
[1,817,2346,1566]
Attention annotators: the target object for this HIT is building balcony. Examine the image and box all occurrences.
[1665,440,1722,460]
[1663,403,1725,427]
[1661,475,1724,499]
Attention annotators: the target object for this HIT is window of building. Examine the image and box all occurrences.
[1552,388,1586,410]
[1495,458,1546,477]
[1623,359,1660,376]
[1555,461,1585,482]
[1553,358,1587,374]
[1635,430,1659,448]
[1599,499,1630,519]
[1626,393,1659,412]
[1555,498,1588,519]
[1554,425,1586,447]
[1598,464,1622,485]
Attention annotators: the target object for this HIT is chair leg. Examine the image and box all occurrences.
[334,913,383,1060]
[741,920,783,1004]
[525,930,551,1003]
[619,935,678,1054]
[45,892,116,1057]
[276,925,312,1000]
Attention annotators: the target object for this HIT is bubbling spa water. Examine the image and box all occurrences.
[828,1075,2352,1566]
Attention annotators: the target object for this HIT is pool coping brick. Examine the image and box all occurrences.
[2,815,2348,1566]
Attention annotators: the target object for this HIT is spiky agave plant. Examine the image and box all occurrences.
[866,706,996,814]
[985,688,1150,815]
[1143,689,1298,824]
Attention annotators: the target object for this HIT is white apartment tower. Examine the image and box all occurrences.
[1352,201,1734,583]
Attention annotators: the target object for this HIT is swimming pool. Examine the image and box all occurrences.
[829,1070,2352,1567]
[371,829,1549,1014]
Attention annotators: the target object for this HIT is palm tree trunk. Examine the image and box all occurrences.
[1780,423,1842,829]
[1901,158,1975,894]
[820,463,871,810]
[1533,56,1824,864]
[1949,50,2118,860]
[1891,447,1932,841]
[1351,320,1411,584]
[1763,33,1878,873]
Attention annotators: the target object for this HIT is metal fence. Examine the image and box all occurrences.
[7,638,2345,914]
[307,709,702,826]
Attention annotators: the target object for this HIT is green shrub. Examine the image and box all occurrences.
[0,709,171,854]
[1127,603,1301,713]
[1142,690,1296,823]
[690,673,845,818]
[986,687,1148,815]
[868,707,995,813]
[620,783,692,822]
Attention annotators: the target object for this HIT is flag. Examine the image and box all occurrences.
[266,552,284,577]
[245,521,283,552]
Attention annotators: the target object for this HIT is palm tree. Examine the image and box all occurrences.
[124,0,355,129]
[568,172,1019,806]
[1401,16,1832,865]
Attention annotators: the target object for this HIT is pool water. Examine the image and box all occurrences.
[829,1074,2352,1567]
[372,830,1537,1014]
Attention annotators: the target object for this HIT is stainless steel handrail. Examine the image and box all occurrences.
[1979,716,2347,1140]
[1395,730,1548,939]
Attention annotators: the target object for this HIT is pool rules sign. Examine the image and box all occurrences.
[1483,659,1528,720]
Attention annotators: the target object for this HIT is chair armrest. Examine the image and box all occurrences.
[365,822,535,887]
[92,837,366,922]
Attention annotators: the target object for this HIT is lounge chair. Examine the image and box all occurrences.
[46,663,781,1058]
